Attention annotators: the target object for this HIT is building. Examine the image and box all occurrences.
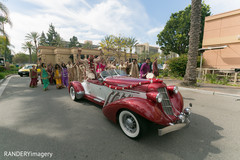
[37,46,137,65]
[37,46,101,64]
[135,43,159,55]
[202,9,240,69]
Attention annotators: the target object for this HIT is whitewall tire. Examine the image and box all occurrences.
[118,110,146,139]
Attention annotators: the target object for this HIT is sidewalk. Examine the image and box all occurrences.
[163,78,240,97]
[0,74,14,85]
[1,75,240,97]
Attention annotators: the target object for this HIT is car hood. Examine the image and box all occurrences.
[19,68,30,72]
[104,76,166,92]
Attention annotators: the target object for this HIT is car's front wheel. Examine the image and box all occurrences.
[70,86,77,101]
[118,110,146,139]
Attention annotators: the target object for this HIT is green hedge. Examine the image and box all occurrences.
[0,66,7,72]
[0,73,4,79]
[166,55,201,77]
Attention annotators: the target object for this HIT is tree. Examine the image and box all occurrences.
[25,32,39,55]
[46,23,64,47]
[39,32,47,46]
[156,2,210,55]
[69,36,80,48]
[0,35,12,62]
[126,37,138,60]
[0,2,12,60]
[55,34,65,47]
[22,41,33,63]
[12,53,29,64]
[114,35,126,62]
[100,35,139,62]
[0,2,12,38]
[184,0,202,85]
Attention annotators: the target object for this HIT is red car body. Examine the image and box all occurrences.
[69,70,191,139]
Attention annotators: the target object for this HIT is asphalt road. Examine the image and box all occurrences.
[0,75,239,160]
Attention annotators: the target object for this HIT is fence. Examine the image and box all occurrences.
[197,68,240,84]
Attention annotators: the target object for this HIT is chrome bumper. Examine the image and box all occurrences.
[158,105,192,136]
[158,118,190,136]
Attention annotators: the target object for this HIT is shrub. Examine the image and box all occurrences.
[158,69,169,78]
[204,74,229,85]
[166,55,201,77]
[0,73,4,79]
[205,74,217,83]
[0,66,7,72]
[10,65,19,71]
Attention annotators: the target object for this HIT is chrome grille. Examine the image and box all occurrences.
[158,87,174,115]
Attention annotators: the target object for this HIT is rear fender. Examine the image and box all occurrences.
[102,97,169,125]
[69,81,85,100]
[69,81,84,93]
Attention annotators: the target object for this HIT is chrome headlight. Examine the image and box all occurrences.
[156,93,163,103]
[173,86,178,94]
[184,107,191,116]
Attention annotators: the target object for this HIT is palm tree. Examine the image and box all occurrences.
[22,41,34,63]
[0,2,12,36]
[126,37,138,60]
[99,35,115,58]
[25,32,40,55]
[100,35,114,51]
[0,2,12,58]
[114,35,126,62]
[184,0,202,86]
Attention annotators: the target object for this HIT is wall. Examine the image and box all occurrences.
[202,9,240,69]
[37,46,138,65]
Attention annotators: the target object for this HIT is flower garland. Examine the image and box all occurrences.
[103,79,163,90]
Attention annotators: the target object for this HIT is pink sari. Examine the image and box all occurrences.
[30,69,38,87]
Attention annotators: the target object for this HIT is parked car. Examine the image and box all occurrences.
[68,69,191,139]
[18,64,41,77]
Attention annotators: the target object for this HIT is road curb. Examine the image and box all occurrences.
[179,86,240,98]
[0,74,14,86]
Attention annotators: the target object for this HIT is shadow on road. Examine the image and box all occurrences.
[140,113,223,160]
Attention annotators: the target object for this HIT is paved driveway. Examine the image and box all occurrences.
[0,76,239,160]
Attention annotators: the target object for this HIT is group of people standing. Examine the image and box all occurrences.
[29,49,160,91]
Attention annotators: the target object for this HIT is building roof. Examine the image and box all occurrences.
[205,9,240,22]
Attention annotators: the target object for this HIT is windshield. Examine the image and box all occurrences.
[115,69,127,76]
[23,65,33,69]
[100,69,127,79]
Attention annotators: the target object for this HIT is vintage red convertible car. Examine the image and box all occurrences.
[69,69,191,139]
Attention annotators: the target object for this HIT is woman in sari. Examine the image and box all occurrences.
[61,63,68,87]
[29,65,38,88]
[54,64,63,89]
[47,64,54,85]
[40,63,50,91]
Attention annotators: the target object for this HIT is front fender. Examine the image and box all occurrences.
[102,97,170,126]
